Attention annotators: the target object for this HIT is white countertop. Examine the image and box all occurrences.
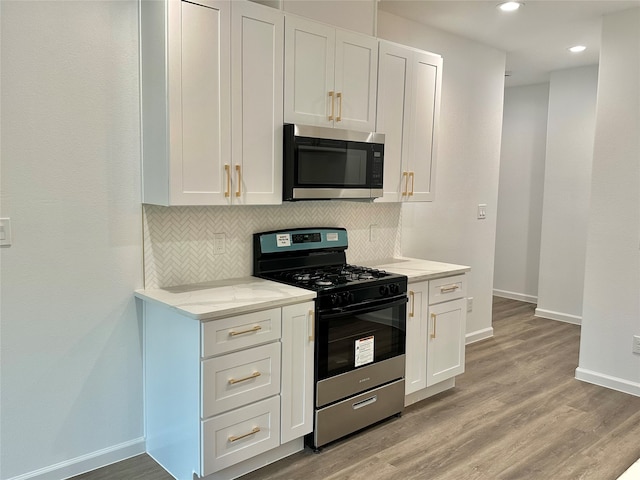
[365,257,470,282]
[135,277,316,321]
[134,258,470,321]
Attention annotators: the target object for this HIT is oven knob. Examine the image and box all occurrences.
[330,293,341,306]
[389,283,399,294]
[343,292,354,304]
[379,285,390,296]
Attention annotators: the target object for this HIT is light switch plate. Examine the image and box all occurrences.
[477,204,487,220]
[0,218,12,246]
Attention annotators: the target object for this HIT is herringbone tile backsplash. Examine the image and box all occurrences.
[143,202,402,288]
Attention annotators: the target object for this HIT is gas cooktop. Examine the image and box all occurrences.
[252,227,407,297]
[261,264,395,291]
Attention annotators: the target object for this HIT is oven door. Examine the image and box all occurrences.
[317,296,406,381]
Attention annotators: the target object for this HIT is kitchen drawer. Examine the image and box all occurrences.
[429,275,466,305]
[202,395,280,475]
[202,308,281,358]
[202,342,281,418]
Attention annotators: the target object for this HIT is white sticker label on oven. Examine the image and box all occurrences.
[326,232,339,242]
[354,336,374,367]
[276,234,291,247]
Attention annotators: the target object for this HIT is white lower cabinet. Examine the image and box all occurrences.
[202,396,281,475]
[405,281,428,395]
[280,302,315,443]
[143,300,315,480]
[405,275,467,403]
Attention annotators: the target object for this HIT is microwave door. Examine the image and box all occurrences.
[293,144,371,200]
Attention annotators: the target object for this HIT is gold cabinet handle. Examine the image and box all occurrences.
[228,371,261,385]
[402,172,409,196]
[229,325,262,336]
[409,291,415,318]
[408,172,415,196]
[235,165,241,197]
[308,310,315,341]
[431,313,437,339]
[228,426,260,443]
[224,164,231,197]
[336,92,342,122]
[440,284,459,293]
[328,91,335,120]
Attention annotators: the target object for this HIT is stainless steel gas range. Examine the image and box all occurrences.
[253,227,407,450]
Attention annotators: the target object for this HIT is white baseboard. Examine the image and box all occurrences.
[466,327,494,345]
[6,437,145,480]
[575,367,640,397]
[534,307,582,325]
[493,289,537,304]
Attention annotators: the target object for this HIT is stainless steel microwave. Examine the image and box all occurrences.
[283,124,385,201]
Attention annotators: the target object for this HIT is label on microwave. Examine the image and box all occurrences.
[276,234,291,247]
[326,232,339,242]
[354,336,374,367]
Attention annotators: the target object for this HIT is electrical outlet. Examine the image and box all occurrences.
[369,224,378,242]
[467,297,474,312]
[213,233,226,255]
[633,335,640,355]
[0,218,12,246]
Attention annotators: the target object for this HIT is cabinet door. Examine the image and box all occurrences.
[334,30,378,132]
[280,302,315,443]
[426,298,466,386]
[405,282,428,395]
[231,1,283,205]
[376,40,411,202]
[284,16,335,127]
[405,50,441,202]
[170,0,231,205]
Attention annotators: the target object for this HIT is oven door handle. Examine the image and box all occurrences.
[320,296,408,318]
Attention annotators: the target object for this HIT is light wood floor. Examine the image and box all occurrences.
[72,298,640,480]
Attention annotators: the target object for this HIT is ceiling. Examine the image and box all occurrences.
[377,0,640,86]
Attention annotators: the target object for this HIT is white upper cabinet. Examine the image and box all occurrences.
[376,40,442,202]
[231,1,284,205]
[284,15,378,132]
[140,0,283,206]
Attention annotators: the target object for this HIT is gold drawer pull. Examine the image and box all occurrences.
[224,164,231,198]
[408,171,415,196]
[440,285,459,293]
[235,165,242,197]
[409,291,415,318]
[229,325,262,336]
[308,310,315,341]
[228,371,261,385]
[328,91,335,120]
[336,92,342,122]
[228,427,260,443]
[431,313,437,339]
[402,171,409,196]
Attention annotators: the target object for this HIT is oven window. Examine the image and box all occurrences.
[317,302,406,380]
[297,145,367,186]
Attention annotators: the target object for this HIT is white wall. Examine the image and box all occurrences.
[282,0,376,36]
[535,66,598,325]
[494,83,549,303]
[576,8,640,396]
[377,11,506,343]
[0,2,144,479]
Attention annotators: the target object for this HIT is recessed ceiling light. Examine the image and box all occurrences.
[497,2,523,12]
[568,45,587,53]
